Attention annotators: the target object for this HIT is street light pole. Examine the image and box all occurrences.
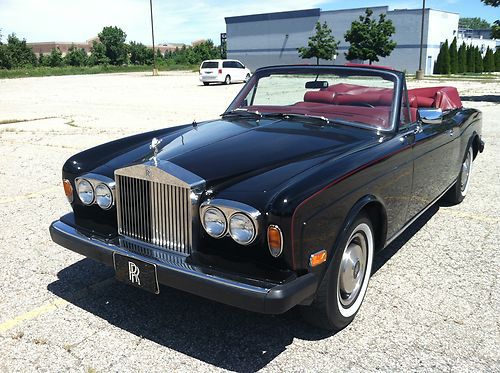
[416,0,426,79]
[149,0,158,76]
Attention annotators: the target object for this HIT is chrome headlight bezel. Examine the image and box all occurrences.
[200,199,261,245]
[228,212,257,245]
[202,206,227,238]
[75,174,115,209]
[95,183,114,210]
[76,178,94,205]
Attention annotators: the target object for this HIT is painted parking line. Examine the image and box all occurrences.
[0,186,60,204]
[441,209,498,223]
[0,299,68,333]
[0,277,115,334]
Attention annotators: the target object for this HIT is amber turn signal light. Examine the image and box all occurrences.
[63,179,74,203]
[309,250,327,267]
[267,225,283,258]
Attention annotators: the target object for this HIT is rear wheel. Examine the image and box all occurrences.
[301,213,374,331]
[443,145,474,204]
[224,75,231,85]
[203,82,209,86]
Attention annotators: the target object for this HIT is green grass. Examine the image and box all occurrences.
[408,72,498,81]
[0,64,199,79]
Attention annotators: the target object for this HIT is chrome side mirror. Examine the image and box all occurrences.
[418,108,443,125]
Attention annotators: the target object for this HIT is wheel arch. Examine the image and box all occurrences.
[335,195,388,254]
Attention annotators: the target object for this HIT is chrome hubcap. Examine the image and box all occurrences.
[338,232,367,307]
[460,149,472,192]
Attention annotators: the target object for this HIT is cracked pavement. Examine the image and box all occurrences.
[0,72,498,372]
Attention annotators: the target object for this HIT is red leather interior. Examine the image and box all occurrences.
[246,84,462,128]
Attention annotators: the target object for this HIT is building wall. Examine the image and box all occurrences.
[226,7,461,74]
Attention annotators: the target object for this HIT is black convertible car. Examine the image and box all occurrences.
[50,65,484,331]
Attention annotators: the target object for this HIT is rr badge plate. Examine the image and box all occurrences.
[113,253,159,294]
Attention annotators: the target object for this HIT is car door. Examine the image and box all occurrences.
[407,110,461,218]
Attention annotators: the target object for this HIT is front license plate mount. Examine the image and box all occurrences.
[113,252,160,294]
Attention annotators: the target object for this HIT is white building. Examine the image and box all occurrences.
[225,6,468,74]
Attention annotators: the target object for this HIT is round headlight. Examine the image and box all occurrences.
[77,179,94,205]
[95,183,113,209]
[203,207,227,238]
[229,213,256,245]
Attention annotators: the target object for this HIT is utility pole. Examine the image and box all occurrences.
[150,0,158,76]
[416,0,426,79]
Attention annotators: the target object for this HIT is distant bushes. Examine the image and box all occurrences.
[0,26,224,71]
[434,37,500,74]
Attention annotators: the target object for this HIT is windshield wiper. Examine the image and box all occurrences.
[221,108,263,119]
[262,112,332,126]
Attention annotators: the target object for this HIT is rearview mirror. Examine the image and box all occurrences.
[305,81,329,89]
[418,108,443,125]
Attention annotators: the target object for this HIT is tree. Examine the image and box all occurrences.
[97,26,128,65]
[483,46,495,72]
[344,8,396,65]
[89,40,110,65]
[128,41,153,65]
[457,42,467,73]
[434,40,450,74]
[474,47,483,73]
[449,37,458,74]
[298,21,339,65]
[495,49,500,72]
[458,17,491,29]
[480,0,499,6]
[1,34,37,68]
[466,45,475,73]
[64,44,87,66]
[48,48,64,67]
[492,20,500,39]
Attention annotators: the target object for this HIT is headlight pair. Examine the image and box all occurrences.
[201,201,259,246]
[74,175,115,210]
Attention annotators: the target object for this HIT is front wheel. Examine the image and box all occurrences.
[301,213,374,331]
[224,75,231,85]
[244,73,251,83]
[443,145,474,205]
[203,82,209,86]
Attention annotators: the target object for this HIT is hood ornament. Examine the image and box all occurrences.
[150,137,162,166]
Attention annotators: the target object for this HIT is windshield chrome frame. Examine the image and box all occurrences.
[224,65,404,133]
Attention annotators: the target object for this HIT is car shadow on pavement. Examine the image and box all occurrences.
[461,95,500,103]
[48,204,439,372]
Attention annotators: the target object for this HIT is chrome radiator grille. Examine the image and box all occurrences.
[116,174,193,255]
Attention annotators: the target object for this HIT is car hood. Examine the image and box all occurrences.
[145,117,380,191]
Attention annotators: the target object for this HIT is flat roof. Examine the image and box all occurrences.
[225,6,459,25]
[225,8,320,24]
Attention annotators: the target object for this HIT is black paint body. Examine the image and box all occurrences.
[53,65,483,312]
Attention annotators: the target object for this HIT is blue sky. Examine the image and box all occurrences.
[0,0,497,45]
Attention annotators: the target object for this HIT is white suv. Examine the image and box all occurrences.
[199,59,251,85]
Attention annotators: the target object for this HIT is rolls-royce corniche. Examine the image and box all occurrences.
[50,65,484,331]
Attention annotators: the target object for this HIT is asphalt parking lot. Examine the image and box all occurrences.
[0,72,499,372]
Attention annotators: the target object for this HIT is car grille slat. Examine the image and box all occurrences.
[116,174,192,255]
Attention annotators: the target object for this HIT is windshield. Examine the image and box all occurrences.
[226,68,400,130]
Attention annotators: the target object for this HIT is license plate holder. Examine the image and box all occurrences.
[113,253,160,294]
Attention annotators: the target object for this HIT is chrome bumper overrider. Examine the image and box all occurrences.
[49,219,317,314]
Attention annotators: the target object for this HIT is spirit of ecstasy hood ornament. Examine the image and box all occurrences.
[150,137,162,166]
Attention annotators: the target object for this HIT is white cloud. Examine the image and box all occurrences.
[0,0,332,44]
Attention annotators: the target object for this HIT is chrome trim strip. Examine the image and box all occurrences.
[385,180,455,246]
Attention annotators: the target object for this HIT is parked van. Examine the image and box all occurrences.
[199,59,251,85]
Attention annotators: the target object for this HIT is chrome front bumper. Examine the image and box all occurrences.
[49,219,317,314]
